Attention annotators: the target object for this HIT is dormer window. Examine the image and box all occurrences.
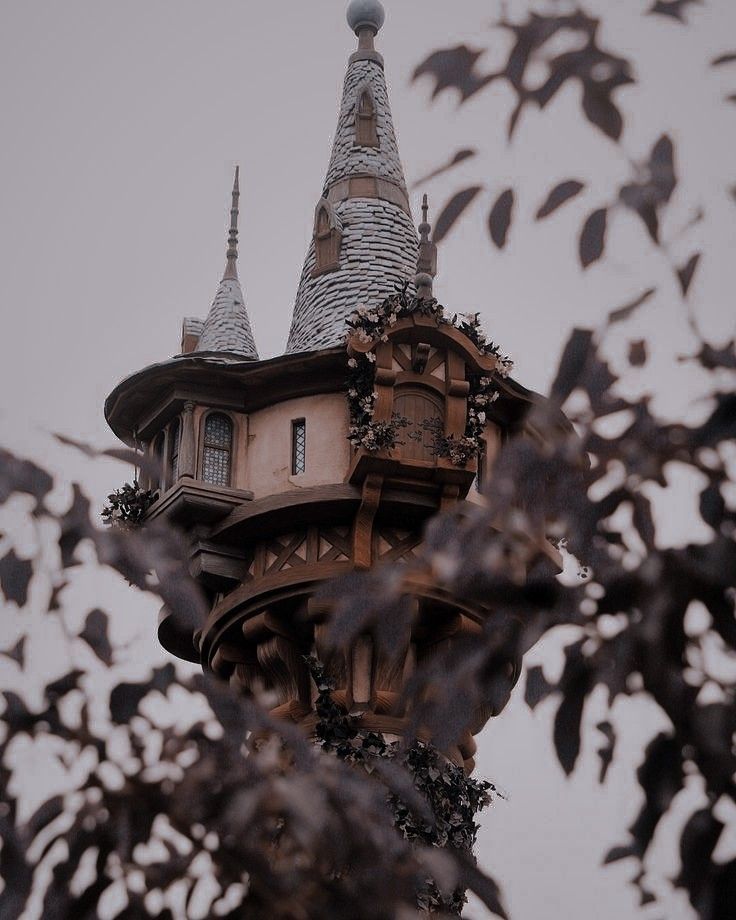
[355,88,378,147]
[311,199,342,276]
[201,413,233,487]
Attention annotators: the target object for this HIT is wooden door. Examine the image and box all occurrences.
[394,389,444,461]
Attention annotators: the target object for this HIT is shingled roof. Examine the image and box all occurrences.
[286,7,418,353]
[188,166,258,360]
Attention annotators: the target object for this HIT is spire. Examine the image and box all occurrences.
[223,165,240,281]
[286,0,418,353]
[194,167,258,359]
[415,194,437,300]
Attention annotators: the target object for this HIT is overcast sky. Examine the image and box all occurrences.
[2,1,736,918]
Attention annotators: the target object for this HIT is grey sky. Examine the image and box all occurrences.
[2,1,735,917]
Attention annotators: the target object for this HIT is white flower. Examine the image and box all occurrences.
[367,312,379,323]
[477,411,486,424]
[348,357,358,368]
[366,351,376,363]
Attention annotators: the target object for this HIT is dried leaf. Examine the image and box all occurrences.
[109,664,176,724]
[648,0,702,22]
[596,721,616,783]
[608,288,656,325]
[553,645,590,775]
[536,180,585,219]
[412,45,494,102]
[488,189,514,248]
[677,252,701,296]
[80,608,113,665]
[433,186,483,244]
[581,82,625,142]
[412,149,476,188]
[549,328,594,403]
[524,665,555,710]
[1,636,26,668]
[711,52,736,66]
[628,340,647,366]
[0,550,33,607]
[579,208,608,268]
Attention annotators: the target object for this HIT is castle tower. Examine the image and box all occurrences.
[104,1,561,773]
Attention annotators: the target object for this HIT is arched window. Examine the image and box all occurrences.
[202,413,233,487]
[311,198,342,276]
[393,388,444,462]
[168,418,181,488]
[355,89,378,147]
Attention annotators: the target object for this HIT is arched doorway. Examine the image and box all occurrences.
[393,387,444,461]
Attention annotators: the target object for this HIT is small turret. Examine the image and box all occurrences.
[195,167,258,359]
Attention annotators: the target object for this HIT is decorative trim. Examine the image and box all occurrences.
[325,173,411,215]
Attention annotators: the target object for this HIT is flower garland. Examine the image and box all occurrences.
[346,284,513,464]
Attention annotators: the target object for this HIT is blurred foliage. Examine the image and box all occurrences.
[1,2,735,919]
[102,480,159,529]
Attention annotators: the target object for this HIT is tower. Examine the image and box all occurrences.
[104,1,561,773]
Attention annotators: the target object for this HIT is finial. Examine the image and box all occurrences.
[223,165,240,281]
[419,194,430,241]
[347,0,385,50]
[415,193,437,300]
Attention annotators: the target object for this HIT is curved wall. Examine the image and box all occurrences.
[245,393,351,499]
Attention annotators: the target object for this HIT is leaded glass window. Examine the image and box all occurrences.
[202,413,232,487]
[291,418,306,475]
[168,418,180,488]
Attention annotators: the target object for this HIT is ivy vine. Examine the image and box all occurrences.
[307,656,496,914]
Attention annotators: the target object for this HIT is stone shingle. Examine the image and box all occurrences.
[196,277,258,359]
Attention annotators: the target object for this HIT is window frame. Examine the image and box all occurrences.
[199,410,235,489]
[291,418,306,476]
[355,87,379,147]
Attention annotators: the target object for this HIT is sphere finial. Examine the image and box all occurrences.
[346,0,385,36]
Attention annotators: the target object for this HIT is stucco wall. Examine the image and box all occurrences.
[465,424,502,507]
[245,393,351,498]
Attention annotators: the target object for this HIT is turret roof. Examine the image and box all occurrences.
[286,2,418,353]
[195,167,258,360]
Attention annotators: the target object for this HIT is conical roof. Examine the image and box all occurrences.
[195,167,258,360]
[286,2,418,353]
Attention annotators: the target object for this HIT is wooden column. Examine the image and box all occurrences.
[178,401,197,479]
